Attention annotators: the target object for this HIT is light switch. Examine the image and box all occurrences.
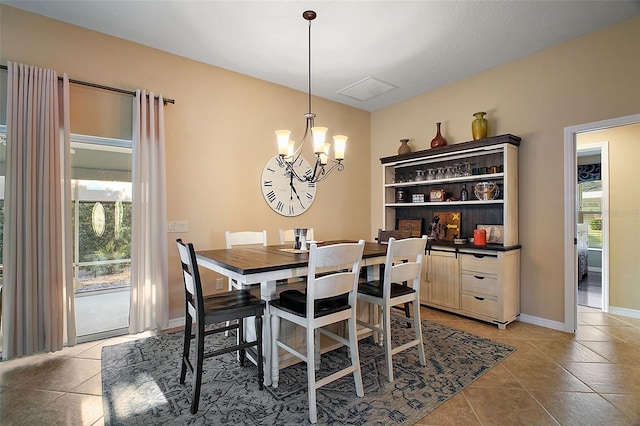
[168,220,188,233]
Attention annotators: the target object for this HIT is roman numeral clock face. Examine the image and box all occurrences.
[261,155,316,217]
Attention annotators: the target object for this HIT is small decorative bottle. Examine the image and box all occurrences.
[471,112,488,140]
[398,139,411,155]
[430,122,447,148]
[460,184,468,201]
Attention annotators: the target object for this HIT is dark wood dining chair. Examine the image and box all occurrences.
[176,239,265,414]
[357,236,428,382]
[269,240,366,424]
[375,228,415,324]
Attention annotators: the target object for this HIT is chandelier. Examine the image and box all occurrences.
[275,10,346,183]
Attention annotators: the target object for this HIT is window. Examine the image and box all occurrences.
[578,180,602,249]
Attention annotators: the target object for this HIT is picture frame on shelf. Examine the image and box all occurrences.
[476,224,504,244]
[397,219,422,237]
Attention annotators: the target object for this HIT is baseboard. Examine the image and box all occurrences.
[164,316,186,332]
[609,306,640,319]
[518,314,570,332]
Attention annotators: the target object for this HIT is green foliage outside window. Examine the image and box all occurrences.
[74,201,132,275]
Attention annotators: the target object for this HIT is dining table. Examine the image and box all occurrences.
[196,240,389,387]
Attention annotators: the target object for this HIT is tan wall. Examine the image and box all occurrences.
[577,124,640,311]
[371,16,640,323]
[0,5,372,322]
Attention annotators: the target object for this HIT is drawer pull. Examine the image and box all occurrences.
[474,296,485,301]
[473,254,485,259]
[474,275,485,280]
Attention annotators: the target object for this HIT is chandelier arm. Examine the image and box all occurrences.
[312,161,344,183]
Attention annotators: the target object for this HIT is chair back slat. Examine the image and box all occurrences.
[384,236,427,296]
[225,230,267,249]
[306,241,365,312]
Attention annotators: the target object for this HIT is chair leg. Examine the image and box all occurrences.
[239,316,246,366]
[404,302,412,328]
[307,326,318,424]
[255,313,264,390]
[348,314,364,397]
[413,299,426,366]
[191,324,205,414]
[270,313,281,389]
[180,315,192,384]
[314,329,321,371]
[383,304,394,382]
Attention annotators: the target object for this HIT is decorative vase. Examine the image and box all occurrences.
[471,111,488,140]
[398,139,411,155]
[430,122,447,148]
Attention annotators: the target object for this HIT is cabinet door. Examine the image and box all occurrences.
[426,250,460,309]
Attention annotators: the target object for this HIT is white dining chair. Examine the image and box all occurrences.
[278,228,315,245]
[270,240,365,424]
[224,230,267,335]
[356,236,428,382]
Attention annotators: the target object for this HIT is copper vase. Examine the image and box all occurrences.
[430,122,447,148]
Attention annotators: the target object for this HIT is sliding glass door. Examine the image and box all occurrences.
[71,135,132,341]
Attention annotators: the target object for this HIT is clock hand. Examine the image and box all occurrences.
[289,181,306,209]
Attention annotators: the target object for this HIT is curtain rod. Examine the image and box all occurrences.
[0,64,175,104]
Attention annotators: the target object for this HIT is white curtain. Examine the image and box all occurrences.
[2,61,75,360]
[129,90,169,333]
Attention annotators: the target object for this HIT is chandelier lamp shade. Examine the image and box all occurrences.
[275,10,346,183]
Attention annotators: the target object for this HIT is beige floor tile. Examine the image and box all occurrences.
[602,393,640,422]
[72,372,102,396]
[0,354,65,387]
[469,363,523,389]
[574,325,623,342]
[15,393,103,426]
[527,339,611,363]
[607,314,640,327]
[579,312,634,327]
[15,357,101,393]
[91,417,105,426]
[504,358,592,392]
[593,325,640,345]
[463,387,558,425]
[562,362,640,394]
[75,336,142,360]
[578,340,640,364]
[0,388,64,426]
[415,392,481,425]
[531,390,632,425]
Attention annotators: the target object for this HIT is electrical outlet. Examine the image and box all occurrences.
[167,220,188,233]
[216,278,224,290]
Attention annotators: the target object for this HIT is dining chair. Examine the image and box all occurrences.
[356,236,428,382]
[224,230,267,289]
[270,240,365,424]
[376,228,414,324]
[278,228,315,245]
[176,239,265,414]
[376,228,412,244]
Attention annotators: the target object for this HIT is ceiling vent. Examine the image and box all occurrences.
[337,77,397,101]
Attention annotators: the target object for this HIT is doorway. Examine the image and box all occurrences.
[563,113,640,332]
[576,143,606,310]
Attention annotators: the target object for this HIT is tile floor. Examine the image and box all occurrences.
[1,306,639,425]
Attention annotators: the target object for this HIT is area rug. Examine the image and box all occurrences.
[102,319,515,425]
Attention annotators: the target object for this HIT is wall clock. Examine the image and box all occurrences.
[261,155,316,217]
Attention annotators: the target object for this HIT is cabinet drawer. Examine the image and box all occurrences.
[461,273,498,297]
[461,293,498,319]
[461,253,498,274]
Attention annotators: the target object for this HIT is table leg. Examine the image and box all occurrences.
[260,279,278,387]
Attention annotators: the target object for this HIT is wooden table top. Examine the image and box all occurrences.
[196,240,387,275]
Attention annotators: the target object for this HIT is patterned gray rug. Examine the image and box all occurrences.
[102,319,514,425]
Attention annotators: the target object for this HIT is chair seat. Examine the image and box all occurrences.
[203,290,265,322]
[272,289,350,318]
[358,280,416,299]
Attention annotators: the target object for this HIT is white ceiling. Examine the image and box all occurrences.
[3,0,640,111]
